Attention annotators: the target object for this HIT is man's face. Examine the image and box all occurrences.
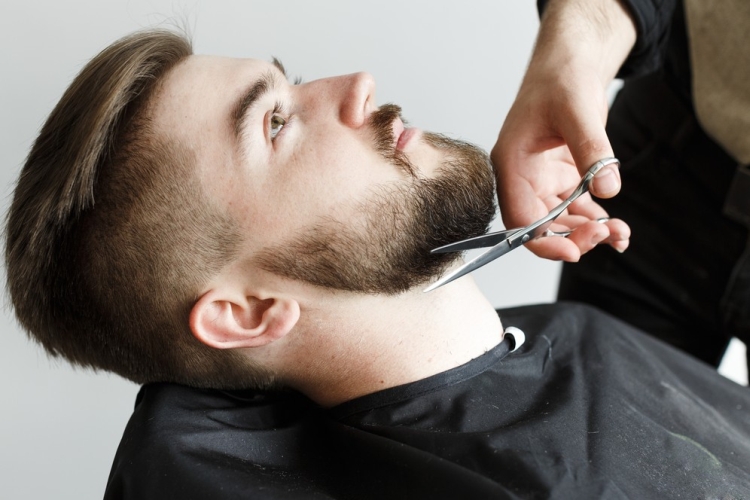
[152,55,496,293]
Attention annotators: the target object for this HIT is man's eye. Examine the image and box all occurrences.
[270,113,286,141]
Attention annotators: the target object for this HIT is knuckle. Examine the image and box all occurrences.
[574,137,611,161]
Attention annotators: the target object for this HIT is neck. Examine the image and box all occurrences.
[279,276,502,407]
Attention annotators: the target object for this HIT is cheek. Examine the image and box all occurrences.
[266,133,399,221]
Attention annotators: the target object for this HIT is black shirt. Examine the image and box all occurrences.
[104,303,750,499]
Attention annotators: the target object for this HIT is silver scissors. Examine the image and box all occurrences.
[423,157,620,292]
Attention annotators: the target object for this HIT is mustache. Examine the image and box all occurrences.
[368,103,417,178]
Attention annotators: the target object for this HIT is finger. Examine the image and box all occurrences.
[549,214,592,231]
[558,102,621,199]
[566,193,610,220]
[563,219,610,255]
[525,217,627,260]
[611,239,630,253]
[602,218,630,253]
[524,235,583,262]
[602,218,630,242]
[556,217,629,254]
[591,164,621,199]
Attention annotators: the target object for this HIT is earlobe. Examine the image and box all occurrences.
[189,290,300,350]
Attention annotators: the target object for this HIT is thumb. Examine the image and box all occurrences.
[563,110,620,199]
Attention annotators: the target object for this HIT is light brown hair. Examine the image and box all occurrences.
[5,29,273,389]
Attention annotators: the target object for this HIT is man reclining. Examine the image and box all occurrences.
[6,29,750,499]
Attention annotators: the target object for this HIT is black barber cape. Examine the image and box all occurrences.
[104,303,750,499]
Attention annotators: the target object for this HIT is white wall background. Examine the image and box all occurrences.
[0,2,745,499]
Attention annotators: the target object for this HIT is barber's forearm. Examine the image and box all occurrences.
[530,0,637,86]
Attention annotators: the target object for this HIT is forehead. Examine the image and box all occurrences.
[150,54,269,144]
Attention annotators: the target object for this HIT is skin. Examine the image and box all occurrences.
[492,0,637,262]
[150,55,503,407]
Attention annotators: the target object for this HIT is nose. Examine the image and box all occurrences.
[336,72,376,129]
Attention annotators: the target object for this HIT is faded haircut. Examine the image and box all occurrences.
[5,29,274,389]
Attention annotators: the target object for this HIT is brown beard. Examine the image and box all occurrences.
[254,104,497,294]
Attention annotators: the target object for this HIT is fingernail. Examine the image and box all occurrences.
[613,240,629,253]
[594,166,620,195]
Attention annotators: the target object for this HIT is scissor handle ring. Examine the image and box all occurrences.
[572,157,620,199]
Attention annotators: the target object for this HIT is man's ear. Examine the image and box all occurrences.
[189,290,300,350]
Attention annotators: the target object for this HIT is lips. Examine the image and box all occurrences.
[397,128,420,151]
[392,118,405,148]
[392,118,420,151]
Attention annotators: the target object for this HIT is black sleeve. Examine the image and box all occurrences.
[537,0,680,78]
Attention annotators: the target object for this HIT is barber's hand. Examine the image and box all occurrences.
[491,0,636,262]
[491,63,630,262]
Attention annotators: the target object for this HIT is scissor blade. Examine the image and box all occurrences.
[430,228,520,254]
[425,158,620,292]
[423,239,515,292]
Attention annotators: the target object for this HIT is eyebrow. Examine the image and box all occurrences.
[231,58,288,140]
